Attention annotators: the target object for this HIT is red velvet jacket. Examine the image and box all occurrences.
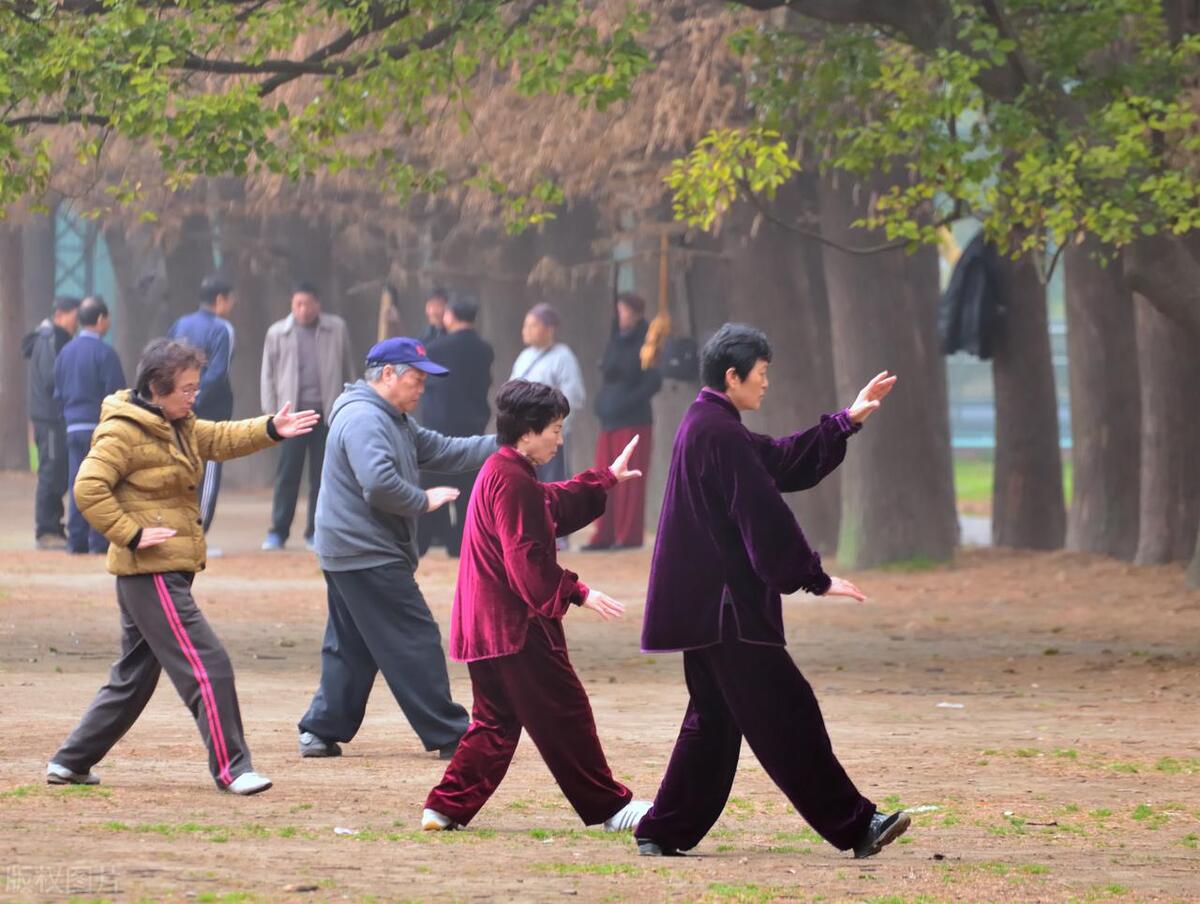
[450,445,617,662]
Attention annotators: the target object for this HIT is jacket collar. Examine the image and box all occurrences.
[496,444,536,476]
[698,387,742,422]
[283,313,326,333]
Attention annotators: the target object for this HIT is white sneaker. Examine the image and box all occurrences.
[46,762,100,785]
[603,799,652,833]
[224,771,273,795]
[421,808,462,831]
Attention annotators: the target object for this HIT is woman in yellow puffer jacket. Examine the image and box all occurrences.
[46,338,320,795]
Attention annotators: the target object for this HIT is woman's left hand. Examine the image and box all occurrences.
[848,371,898,424]
[609,434,644,483]
[273,401,321,438]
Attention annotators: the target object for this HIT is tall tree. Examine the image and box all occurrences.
[990,253,1064,549]
[0,223,28,469]
[818,171,958,568]
[1063,241,1141,559]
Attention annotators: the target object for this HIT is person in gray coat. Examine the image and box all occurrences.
[298,337,497,760]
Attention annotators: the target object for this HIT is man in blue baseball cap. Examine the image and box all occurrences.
[297,336,497,761]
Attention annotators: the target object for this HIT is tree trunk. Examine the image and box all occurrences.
[1133,295,1200,563]
[22,208,56,326]
[162,213,217,337]
[990,253,1066,549]
[1063,241,1140,559]
[817,172,958,568]
[106,221,168,369]
[727,181,841,552]
[0,224,30,469]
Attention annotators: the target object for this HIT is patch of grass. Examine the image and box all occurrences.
[952,456,1073,507]
[772,828,822,844]
[1179,833,1197,849]
[1106,762,1140,774]
[880,557,941,573]
[0,785,37,799]
[1020,864,1050,875]
[195,895,255,904]
[535,862,641,876]
[715,843,736,852]
[1055,749,1079,760]
[1131,804,1169,830]
[57,784,113,798]
[1090,808,1113,820]
[881,794,908,810]
[706,884,777,903]
[987,815,1027,837]
[1154,757,1200,775]
[1014,748,1041,758]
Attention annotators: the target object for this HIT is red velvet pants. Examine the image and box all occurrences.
[425,621,632,826]
[588,424,652,548]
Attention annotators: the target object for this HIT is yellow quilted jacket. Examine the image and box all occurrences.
[74,390,278,575]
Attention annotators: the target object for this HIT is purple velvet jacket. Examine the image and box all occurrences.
[641,389,860,652]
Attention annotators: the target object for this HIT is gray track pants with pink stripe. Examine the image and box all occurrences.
[52,572,252,788]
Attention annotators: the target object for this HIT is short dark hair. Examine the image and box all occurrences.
[293,280,321,298]
[495,379,570,445]
[53,295,81,315]
[616,292,646,317]
[200,275,234,306]
[427,287,450,304]
[448,298,478,324]
[135,338,207,399]
[701,323,773,391]
[77,296,109,327]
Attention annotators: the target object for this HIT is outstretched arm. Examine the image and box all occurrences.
[756,370,897,492]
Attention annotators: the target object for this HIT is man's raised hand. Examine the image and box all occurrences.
[609,434,644,483]
[426,487,461,513]
[848,371,898,424]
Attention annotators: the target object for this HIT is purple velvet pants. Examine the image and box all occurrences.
[636,618,876,851]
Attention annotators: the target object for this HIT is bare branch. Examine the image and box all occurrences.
[739,179,962,256]
[5,112,112,128]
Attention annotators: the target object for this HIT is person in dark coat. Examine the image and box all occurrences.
[168,275,237,537]
[584,293,661,550]
[634,323,910,861]
[22,295,81,549]
[419,288,449,345]
[422,379,651,834]
[54,296,126,555]
[418,298,495,558]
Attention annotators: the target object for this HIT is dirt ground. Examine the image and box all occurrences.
[0,472,1197,904]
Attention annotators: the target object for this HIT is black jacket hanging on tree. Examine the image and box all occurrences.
[939,232,1006,360]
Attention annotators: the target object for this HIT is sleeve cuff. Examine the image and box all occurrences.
[266,417,282,442]
[802,552,833,596]
[826,409,862,438]
[598,468,618,489]
[572,580,590,606]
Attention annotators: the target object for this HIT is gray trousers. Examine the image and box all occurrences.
[52,572,253,787]
[299,562,469,750]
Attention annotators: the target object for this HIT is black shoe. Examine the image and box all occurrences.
[298,731,342,758]
[438,739,461,760]
[853,810,911,859]
[636,839,684,857]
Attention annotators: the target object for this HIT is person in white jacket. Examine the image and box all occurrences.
[509,303,586,482]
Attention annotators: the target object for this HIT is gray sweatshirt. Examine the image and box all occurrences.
[314,380,497,572]
[509,342,586,433]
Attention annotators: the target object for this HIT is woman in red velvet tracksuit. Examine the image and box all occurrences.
[423,379,652,833]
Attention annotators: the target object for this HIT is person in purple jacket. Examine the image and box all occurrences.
[635,323,906,860]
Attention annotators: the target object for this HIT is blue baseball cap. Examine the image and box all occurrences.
[365,337,449,375]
